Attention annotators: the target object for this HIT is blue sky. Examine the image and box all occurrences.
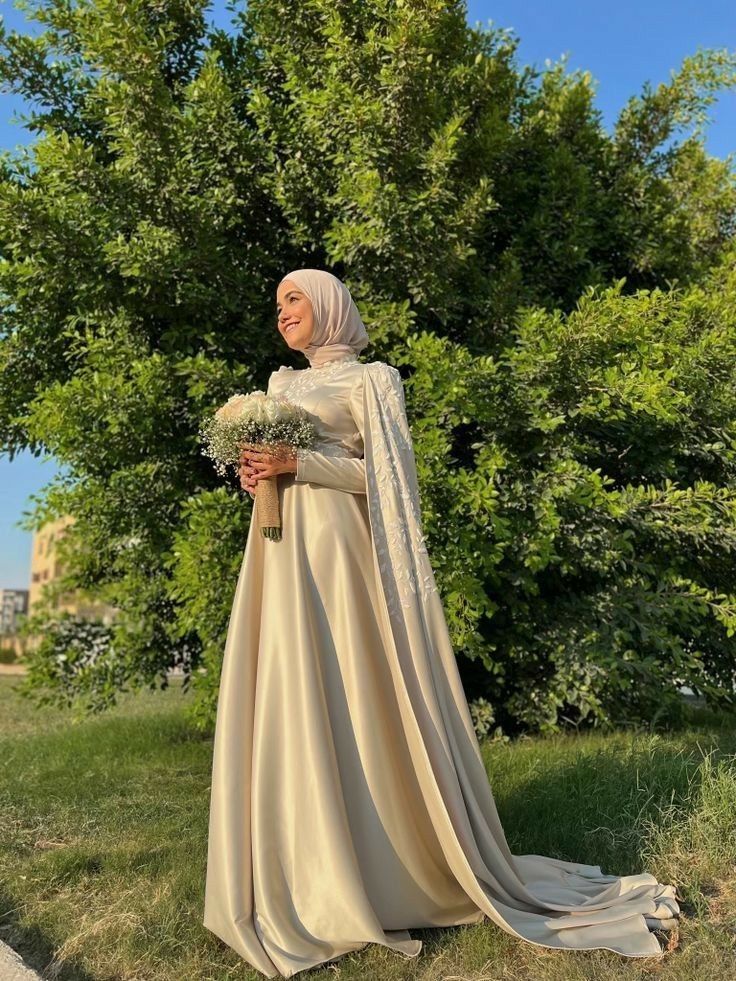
[1,0,734,589]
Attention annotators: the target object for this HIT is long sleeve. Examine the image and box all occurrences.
[295,449,366,494]
[293,373,367,495]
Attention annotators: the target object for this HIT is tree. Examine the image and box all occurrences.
[1,0,734,730]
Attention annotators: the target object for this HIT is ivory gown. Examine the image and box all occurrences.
[203,354,680,978]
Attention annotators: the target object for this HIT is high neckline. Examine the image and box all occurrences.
[307,354,358,371]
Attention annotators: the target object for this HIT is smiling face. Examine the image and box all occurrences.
[276,279,315,351]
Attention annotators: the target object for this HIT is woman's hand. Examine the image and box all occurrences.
[238,443,297,499]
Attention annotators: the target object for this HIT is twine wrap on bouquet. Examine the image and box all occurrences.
[242,441,296,541]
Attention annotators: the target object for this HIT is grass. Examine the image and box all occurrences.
[1,676,736,980]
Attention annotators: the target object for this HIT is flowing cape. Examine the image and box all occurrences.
[359,362,679,957]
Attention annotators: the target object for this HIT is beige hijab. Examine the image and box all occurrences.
[278,268,370,367]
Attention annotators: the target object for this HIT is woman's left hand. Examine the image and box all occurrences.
[240,444,297,484]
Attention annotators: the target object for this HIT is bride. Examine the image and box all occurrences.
[202,268,680,978]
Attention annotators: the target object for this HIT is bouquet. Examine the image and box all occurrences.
[199,390,319,541]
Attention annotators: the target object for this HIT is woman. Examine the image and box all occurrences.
[203,268,680,979]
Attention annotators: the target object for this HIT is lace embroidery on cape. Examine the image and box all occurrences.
[362,363,439,617]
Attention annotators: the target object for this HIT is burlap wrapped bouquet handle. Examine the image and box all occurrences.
[241,440,297,541]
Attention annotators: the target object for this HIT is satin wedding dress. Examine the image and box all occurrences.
[203,354,679,978]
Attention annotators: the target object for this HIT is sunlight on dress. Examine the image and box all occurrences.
[203,355,679,979]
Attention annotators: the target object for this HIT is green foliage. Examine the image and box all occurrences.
[16,613,123,714]
[0,0,735,732]
[162,486,251,730]
[399,254,736,733]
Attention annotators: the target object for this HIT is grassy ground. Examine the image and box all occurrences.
[1,675,736,980]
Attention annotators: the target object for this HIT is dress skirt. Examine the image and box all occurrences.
[204,472,483,978]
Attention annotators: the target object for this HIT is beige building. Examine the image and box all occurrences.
[21,515,117,651]
[31,514,73,614]
[1,515,118,661]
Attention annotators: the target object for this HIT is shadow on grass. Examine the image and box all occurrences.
[0,885,98,981]
[491,731,729,875]
[4,677,733,980]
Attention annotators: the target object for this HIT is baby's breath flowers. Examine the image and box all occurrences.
[200,390,319,540]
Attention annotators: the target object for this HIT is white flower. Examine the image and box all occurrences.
[215,392,250,421]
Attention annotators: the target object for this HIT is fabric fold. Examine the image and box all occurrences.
[358,361,679,958]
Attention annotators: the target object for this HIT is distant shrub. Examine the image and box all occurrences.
[15,613,125,714]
